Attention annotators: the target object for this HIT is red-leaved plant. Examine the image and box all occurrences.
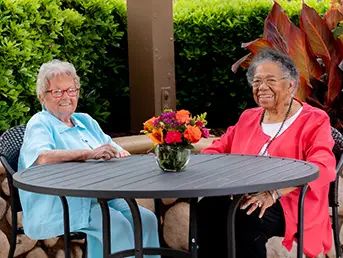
[232,0,343,131]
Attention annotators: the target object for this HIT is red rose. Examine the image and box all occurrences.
[195,120,203,127]
[165,130,183,144]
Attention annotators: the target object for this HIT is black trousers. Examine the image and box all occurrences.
[197,195,286,258]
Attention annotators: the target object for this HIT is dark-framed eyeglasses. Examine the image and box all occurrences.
[45,88,79,98]
[251,77,288,88]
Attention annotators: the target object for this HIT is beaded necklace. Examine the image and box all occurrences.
[259,97,294,156]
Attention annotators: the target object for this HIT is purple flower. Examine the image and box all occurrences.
[201,128,210,138]
[160,111,176,120]
[172,122,180,127]
[160,111,177,127]
[164,118,173,124]
[154,119,160,127]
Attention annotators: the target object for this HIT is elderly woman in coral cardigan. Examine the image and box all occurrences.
[198,49,336,258]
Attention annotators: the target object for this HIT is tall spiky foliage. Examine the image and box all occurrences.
[232,0,343,131]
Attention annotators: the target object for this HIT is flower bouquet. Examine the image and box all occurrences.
[141,109,209,172]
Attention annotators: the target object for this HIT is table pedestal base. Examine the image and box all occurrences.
[87,186,308,258]
[98,198,199,258]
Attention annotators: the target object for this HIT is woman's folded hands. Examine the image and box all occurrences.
[84,144,130,160]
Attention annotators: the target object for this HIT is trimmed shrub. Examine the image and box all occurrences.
[0,0,60,131]
[173,0,329,129]
[57,0,129,133]
[0,0,128,133]
[0,0,330,133]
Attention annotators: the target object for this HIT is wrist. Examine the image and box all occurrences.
[268,190,276,204]
[81,149,92,160]
[275,189,282,199]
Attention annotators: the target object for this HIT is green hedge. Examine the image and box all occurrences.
[173,0,330,129]
[0,0,128,133]
[0,0,330,133]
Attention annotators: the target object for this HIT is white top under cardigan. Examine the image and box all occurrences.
[259,107,303,156]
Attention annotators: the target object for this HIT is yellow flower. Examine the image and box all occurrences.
[148,128,164,145]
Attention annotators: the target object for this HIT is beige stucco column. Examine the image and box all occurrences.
[127,0,176,132]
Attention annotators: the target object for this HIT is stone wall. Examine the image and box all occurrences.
[0,135,341,257]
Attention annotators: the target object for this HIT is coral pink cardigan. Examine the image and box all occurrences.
[201,103,336,257]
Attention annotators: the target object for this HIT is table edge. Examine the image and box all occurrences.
[13,170,319,199]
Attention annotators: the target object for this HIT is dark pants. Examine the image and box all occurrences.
[197,196,285,258]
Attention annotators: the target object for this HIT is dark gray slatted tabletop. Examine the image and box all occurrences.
[13,154,318,199]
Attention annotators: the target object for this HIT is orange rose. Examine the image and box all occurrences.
[143,116,158,132]
[148,128,164,145]
[176,110,191,124]
[184,125,202,144]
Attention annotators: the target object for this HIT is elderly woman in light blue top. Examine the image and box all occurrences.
[18,60,160,258]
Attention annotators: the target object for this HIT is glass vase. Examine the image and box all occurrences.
[155,144,191,172]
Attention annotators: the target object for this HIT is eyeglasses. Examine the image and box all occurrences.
[251,77,288,88]
[45,88,79,98]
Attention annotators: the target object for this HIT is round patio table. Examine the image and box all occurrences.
[13,154,318,258]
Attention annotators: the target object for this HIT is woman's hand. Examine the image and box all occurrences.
[240,192,275,218]
[115,149,131,158]
[87,144,117,160]
[86,144,128,160]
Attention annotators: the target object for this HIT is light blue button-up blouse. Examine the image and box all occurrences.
[18,110,123,239]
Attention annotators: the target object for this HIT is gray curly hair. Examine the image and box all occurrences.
[36,59,80,97]
[246,49,299,96]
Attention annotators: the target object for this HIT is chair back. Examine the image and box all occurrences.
[332,127,343,162]
[329,127,343,208]
[0,124,88,254]
[0,125,26,213]
[0,125,26,175]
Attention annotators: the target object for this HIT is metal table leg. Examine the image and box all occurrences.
[154,198,163,244]
[124,198,144,258]
[99,199,111,258]
[297,184,308,258]
[227,194,244,258]
[188,198,198,258]
[60,196,71,258]
[99,198,191,258]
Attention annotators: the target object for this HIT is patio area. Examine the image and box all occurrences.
[0,0,343,257]
[0,135,341,257]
